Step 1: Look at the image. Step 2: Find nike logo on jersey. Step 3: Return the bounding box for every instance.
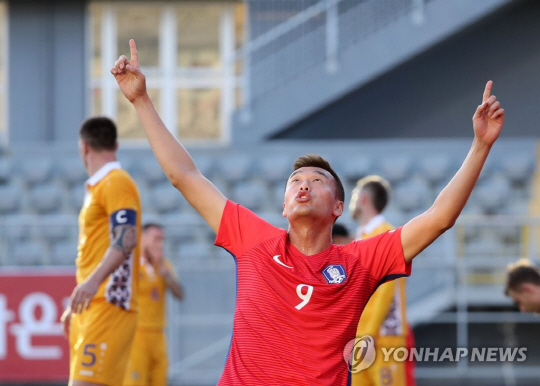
[273,255,293,269]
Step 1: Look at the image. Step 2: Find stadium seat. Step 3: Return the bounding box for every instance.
[13,241,48,266]
[19,156,54,186]
[69,185,86,213]
[136,156,168,185]
[0,184,23,214]
[472,175,511,214]
[29,184,64,214]
[217,153,253,182]
[37,214,78,243]
[50,241,78,266]
[393,178,430,213]
[149,182,184,214]
[1,214,33,242]
[257,155,292,182]
[0,156,12,183]
[340,155,373,180]
[418,154,454,186]
[191,154,215,178]
[231,180,268,212]
[499,152,535,185]
[379,155,414,184]
[58,156,87,186]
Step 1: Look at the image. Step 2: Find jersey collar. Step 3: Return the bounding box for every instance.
[358,214,386,238]
[86,161,122,187]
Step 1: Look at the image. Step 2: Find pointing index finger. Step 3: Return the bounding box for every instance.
[129,39,139,67]
[482,80,493,103]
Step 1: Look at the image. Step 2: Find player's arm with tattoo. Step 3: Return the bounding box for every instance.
[69,210,138,314]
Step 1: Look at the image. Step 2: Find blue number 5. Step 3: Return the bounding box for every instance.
[82,344,96,367]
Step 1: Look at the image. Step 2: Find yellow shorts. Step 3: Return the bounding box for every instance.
[351,337,407,386]
[123,328,168,386]
[69,300,138,386]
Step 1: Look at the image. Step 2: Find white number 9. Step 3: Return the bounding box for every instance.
[295,284,314,310]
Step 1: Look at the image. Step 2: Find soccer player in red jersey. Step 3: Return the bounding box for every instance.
[111,39,505,385]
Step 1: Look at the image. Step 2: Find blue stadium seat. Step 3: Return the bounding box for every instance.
[1,214,33,242]
[29,184,64,214]
[472,175,511,214]
[192,154,215,178]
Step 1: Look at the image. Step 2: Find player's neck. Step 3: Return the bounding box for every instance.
[287,221,333,256]
[86,151,118,177]
[358,207,379,228]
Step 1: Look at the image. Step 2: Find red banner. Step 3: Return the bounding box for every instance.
[0,268,76,382]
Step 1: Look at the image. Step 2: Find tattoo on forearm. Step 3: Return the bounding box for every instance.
[111,225,137,256]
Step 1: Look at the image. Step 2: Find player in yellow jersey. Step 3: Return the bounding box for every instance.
[349,176,415,386]
[61,117,141,386]
[124,223,184,386]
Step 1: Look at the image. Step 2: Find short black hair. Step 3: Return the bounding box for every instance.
[332,223,350,237]
[505,259,540,295]
[79,116,118,151]
[143,222,164,232]
[291,154,345,202]
[355,175,390,213]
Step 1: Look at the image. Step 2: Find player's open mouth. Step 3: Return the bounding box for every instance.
[296,191,311,202]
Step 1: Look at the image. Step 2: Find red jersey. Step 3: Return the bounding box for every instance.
[215,201,411,385]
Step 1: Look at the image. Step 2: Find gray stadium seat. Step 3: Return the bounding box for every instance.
[50,241,78,265]
[231,180,268,212]
[340,155,373,180]
[393,178,430,213]
[29,184,63,214]
[0,156,13,183]
[19,156,54,186]
[499,152,534,185]
[37,214,78,243]
[418,154,453,186]
[13,241,48,266]
[257,155,292,182]
[69,185,86,212]
[0,184,22,214]
[191,154,215,178]
[58,156,87,186]
[137,156,167,185]
[379,155,415,184]
[472,175,511,214]
[217,154,253,182]
[1,214,33,242]
[149,182,183,213]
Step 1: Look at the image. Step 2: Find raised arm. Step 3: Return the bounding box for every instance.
[111,39,226,232]
[401,81,505,263]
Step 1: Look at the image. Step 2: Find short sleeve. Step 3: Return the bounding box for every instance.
[102,173,140,216]
[343,227,411,285]
[215,200,283,258]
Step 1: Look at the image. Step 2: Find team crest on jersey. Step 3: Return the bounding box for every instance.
[322,264,347,284]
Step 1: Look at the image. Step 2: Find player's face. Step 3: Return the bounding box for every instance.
[142,226,165,265]
[508,284,540,313]
[283,167,343,222]
[349,187,362,221]
[78,139,89,171]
